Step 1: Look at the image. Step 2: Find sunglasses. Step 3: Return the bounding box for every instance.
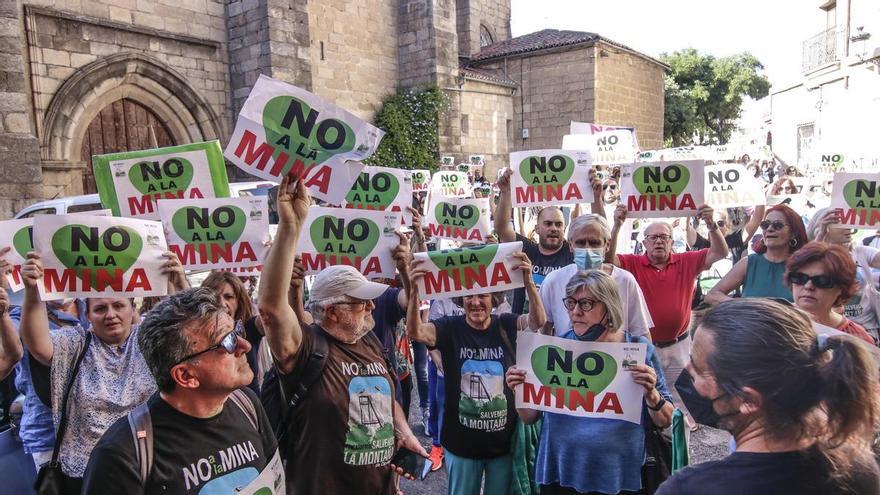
[562,297,597,312]
[760,220,787,231]
[603,184,618,190]
[716,220,726,228]
[174,318,244,366]
[788,271,836,289]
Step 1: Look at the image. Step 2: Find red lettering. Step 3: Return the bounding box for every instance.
[567,388,596,411]
[627,195,647,211]
[125,268,151,291]
[463,265,487,288]
[234,130,286,174]
[522,382,551,406]
[303,165,332,194]
[95,268,124,291]
[169,244,195,265]
[44,268,77,292]
[209,243,234,263]
[234,242,257,262]
[489,263,512,285]
[127,195,155,215]
[422,270,450,295]
[596,392,623,414]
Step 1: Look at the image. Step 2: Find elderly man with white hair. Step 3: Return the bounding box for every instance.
[258,175,425,495]
[608,203,727,427]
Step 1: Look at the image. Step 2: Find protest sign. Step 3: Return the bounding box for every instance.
[469,155,485,166]
[295,206,402,278]
[413,241,523,300]
[621,160,704,218]
[425,196,490,243]
[93,141,230,220]
[704,163,766,208]
[157,197,270,271]
[343,166,413,225]
[237,450,285,495]
[509,150,594,207]
[411,169,432,192]
[224,75,384,204]
[440,156,455,167]
[429,170,473,198]
[514,333,646,423]
[33,215,168,300]
[830,172,880,229]
[589,129,637,166]
[569,121,630,136]
[0,218,36,292]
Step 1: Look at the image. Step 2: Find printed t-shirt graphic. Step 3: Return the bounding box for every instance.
[458,359,507,432]
[344,376,394,466]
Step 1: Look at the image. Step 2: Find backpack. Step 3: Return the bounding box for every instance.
[259,324,329,459]
[127,388,259,484]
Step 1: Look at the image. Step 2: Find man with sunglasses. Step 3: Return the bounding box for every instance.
[258,175,426,495]
[608,203,728,423]
[83,288,280,493]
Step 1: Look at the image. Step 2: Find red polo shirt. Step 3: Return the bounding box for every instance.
[618,249,708,343]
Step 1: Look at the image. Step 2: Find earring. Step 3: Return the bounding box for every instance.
[789,238,797,247]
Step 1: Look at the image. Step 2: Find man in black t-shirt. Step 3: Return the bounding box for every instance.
[495,169,574,314]
[83,288,279,494]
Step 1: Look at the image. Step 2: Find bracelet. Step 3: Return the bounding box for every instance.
[648,397,667,411]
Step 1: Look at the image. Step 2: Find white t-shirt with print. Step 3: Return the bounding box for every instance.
[539,263,654,337]
[847,245,880,341]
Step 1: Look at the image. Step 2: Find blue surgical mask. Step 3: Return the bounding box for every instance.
[573,248,605,270]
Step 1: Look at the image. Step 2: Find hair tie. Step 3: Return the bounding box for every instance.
[816,334,829,353]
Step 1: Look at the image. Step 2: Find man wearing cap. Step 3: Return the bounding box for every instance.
[258,175,426,495]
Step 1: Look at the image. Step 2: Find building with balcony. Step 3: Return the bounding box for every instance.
[768,0,880,170]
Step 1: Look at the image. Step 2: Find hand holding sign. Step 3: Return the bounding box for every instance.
[830,172,880,229]
[277,172,312,229]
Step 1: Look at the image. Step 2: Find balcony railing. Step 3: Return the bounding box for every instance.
[803,27,845,73]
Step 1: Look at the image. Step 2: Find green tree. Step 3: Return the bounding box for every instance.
[366,85,447,170]
[661,49,770,146]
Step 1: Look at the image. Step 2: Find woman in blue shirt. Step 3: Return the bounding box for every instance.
[506,270,674,495]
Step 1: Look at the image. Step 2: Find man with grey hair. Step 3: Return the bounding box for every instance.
[258,175,425,495]
[82,287,280,493]
[607,203,727,426]
[539,213,654,339]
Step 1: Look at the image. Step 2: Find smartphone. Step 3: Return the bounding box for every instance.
[391,447,423,479]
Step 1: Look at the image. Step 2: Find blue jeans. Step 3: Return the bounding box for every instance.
[445,451,513,495]
[412,341,429,408]
[427,360,445,446]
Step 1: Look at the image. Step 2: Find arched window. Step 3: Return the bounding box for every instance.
[480,25,494,47]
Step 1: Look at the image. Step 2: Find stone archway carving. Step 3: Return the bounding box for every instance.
[41,52,225,163]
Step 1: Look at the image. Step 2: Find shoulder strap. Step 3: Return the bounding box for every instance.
[228,389,259,432]
[49,331,92,466]
[275,325,329,441]
[127,401,153,485]
[496,317,516,363]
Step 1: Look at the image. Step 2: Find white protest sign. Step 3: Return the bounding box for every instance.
[589,129,638,166]
[342,166,413,225]
[704,163,766,208]
[830,172,880,230]
[514,333,647,424]
[411,169,432,193]
[224,74,383,204]
[0,218,36,292]
[440,156,455,167]
[93,141,231,220]
[413,241,523,300]
[621,160,705,218]
[429,170,473,198]
[296,206,402,278]
[569,121,630,135]
[157,197,270,271]
[236,449,285,495]
[425,196,490,243]
[509,150,594,207]
[33,215,168,300]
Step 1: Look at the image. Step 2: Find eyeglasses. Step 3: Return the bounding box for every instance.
[333,299,370,311]
[173,318,244,366]
[645,234,672,243]
[602,184,618,190]
[788,272,836,289]
[759,220,787,231]
[562,297,597,312]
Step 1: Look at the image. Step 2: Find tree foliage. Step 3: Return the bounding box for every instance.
[661,49,770,146]
[366,85,447,170]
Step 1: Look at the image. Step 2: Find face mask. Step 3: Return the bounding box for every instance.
[573,247,604,270]
[674,368,735,429]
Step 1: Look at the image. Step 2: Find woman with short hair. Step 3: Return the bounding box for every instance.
[658,298,880,494]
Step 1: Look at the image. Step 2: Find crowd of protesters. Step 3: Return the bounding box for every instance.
[0,154,877,495]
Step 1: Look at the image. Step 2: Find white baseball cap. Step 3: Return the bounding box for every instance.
[310,265,388,301]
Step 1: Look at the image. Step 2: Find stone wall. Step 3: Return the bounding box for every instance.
[456,0,511,58]
[456,78,513,178]
[309,0,397,120]
[594,40,665,150]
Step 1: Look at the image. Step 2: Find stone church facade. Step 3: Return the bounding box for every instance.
[0,0,665,218]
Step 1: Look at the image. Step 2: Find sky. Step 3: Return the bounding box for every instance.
[511,0,826,90]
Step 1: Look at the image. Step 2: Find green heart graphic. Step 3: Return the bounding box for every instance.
[309,215,380,259]
[412,171,428,186]
[518,154,575,186]
[262,95,356,172]
[345,171,400,209]
[13,226,33,258]
[633,163,689,196]
[434,202,480,229]
[51,224,143,286]
[171,205,247,245]
[128,158,194,195]
[426,244,498,286]
[531,345,617,394]
[843,179,879,210]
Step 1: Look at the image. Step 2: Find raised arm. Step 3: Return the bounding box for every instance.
[404,258,437,347]
[704,256,748,305]
[493,169,517,242]
[288,255,313,327]
[606,204,627,266]
[19,252,53,365]
[588,168,604,216]
[742,204,765,244]
[258,175,310,374]
[160,251,190,295]
[698,205,729,270]
[512,252,546,331]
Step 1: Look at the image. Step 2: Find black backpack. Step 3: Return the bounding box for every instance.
[259,325,329,458]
